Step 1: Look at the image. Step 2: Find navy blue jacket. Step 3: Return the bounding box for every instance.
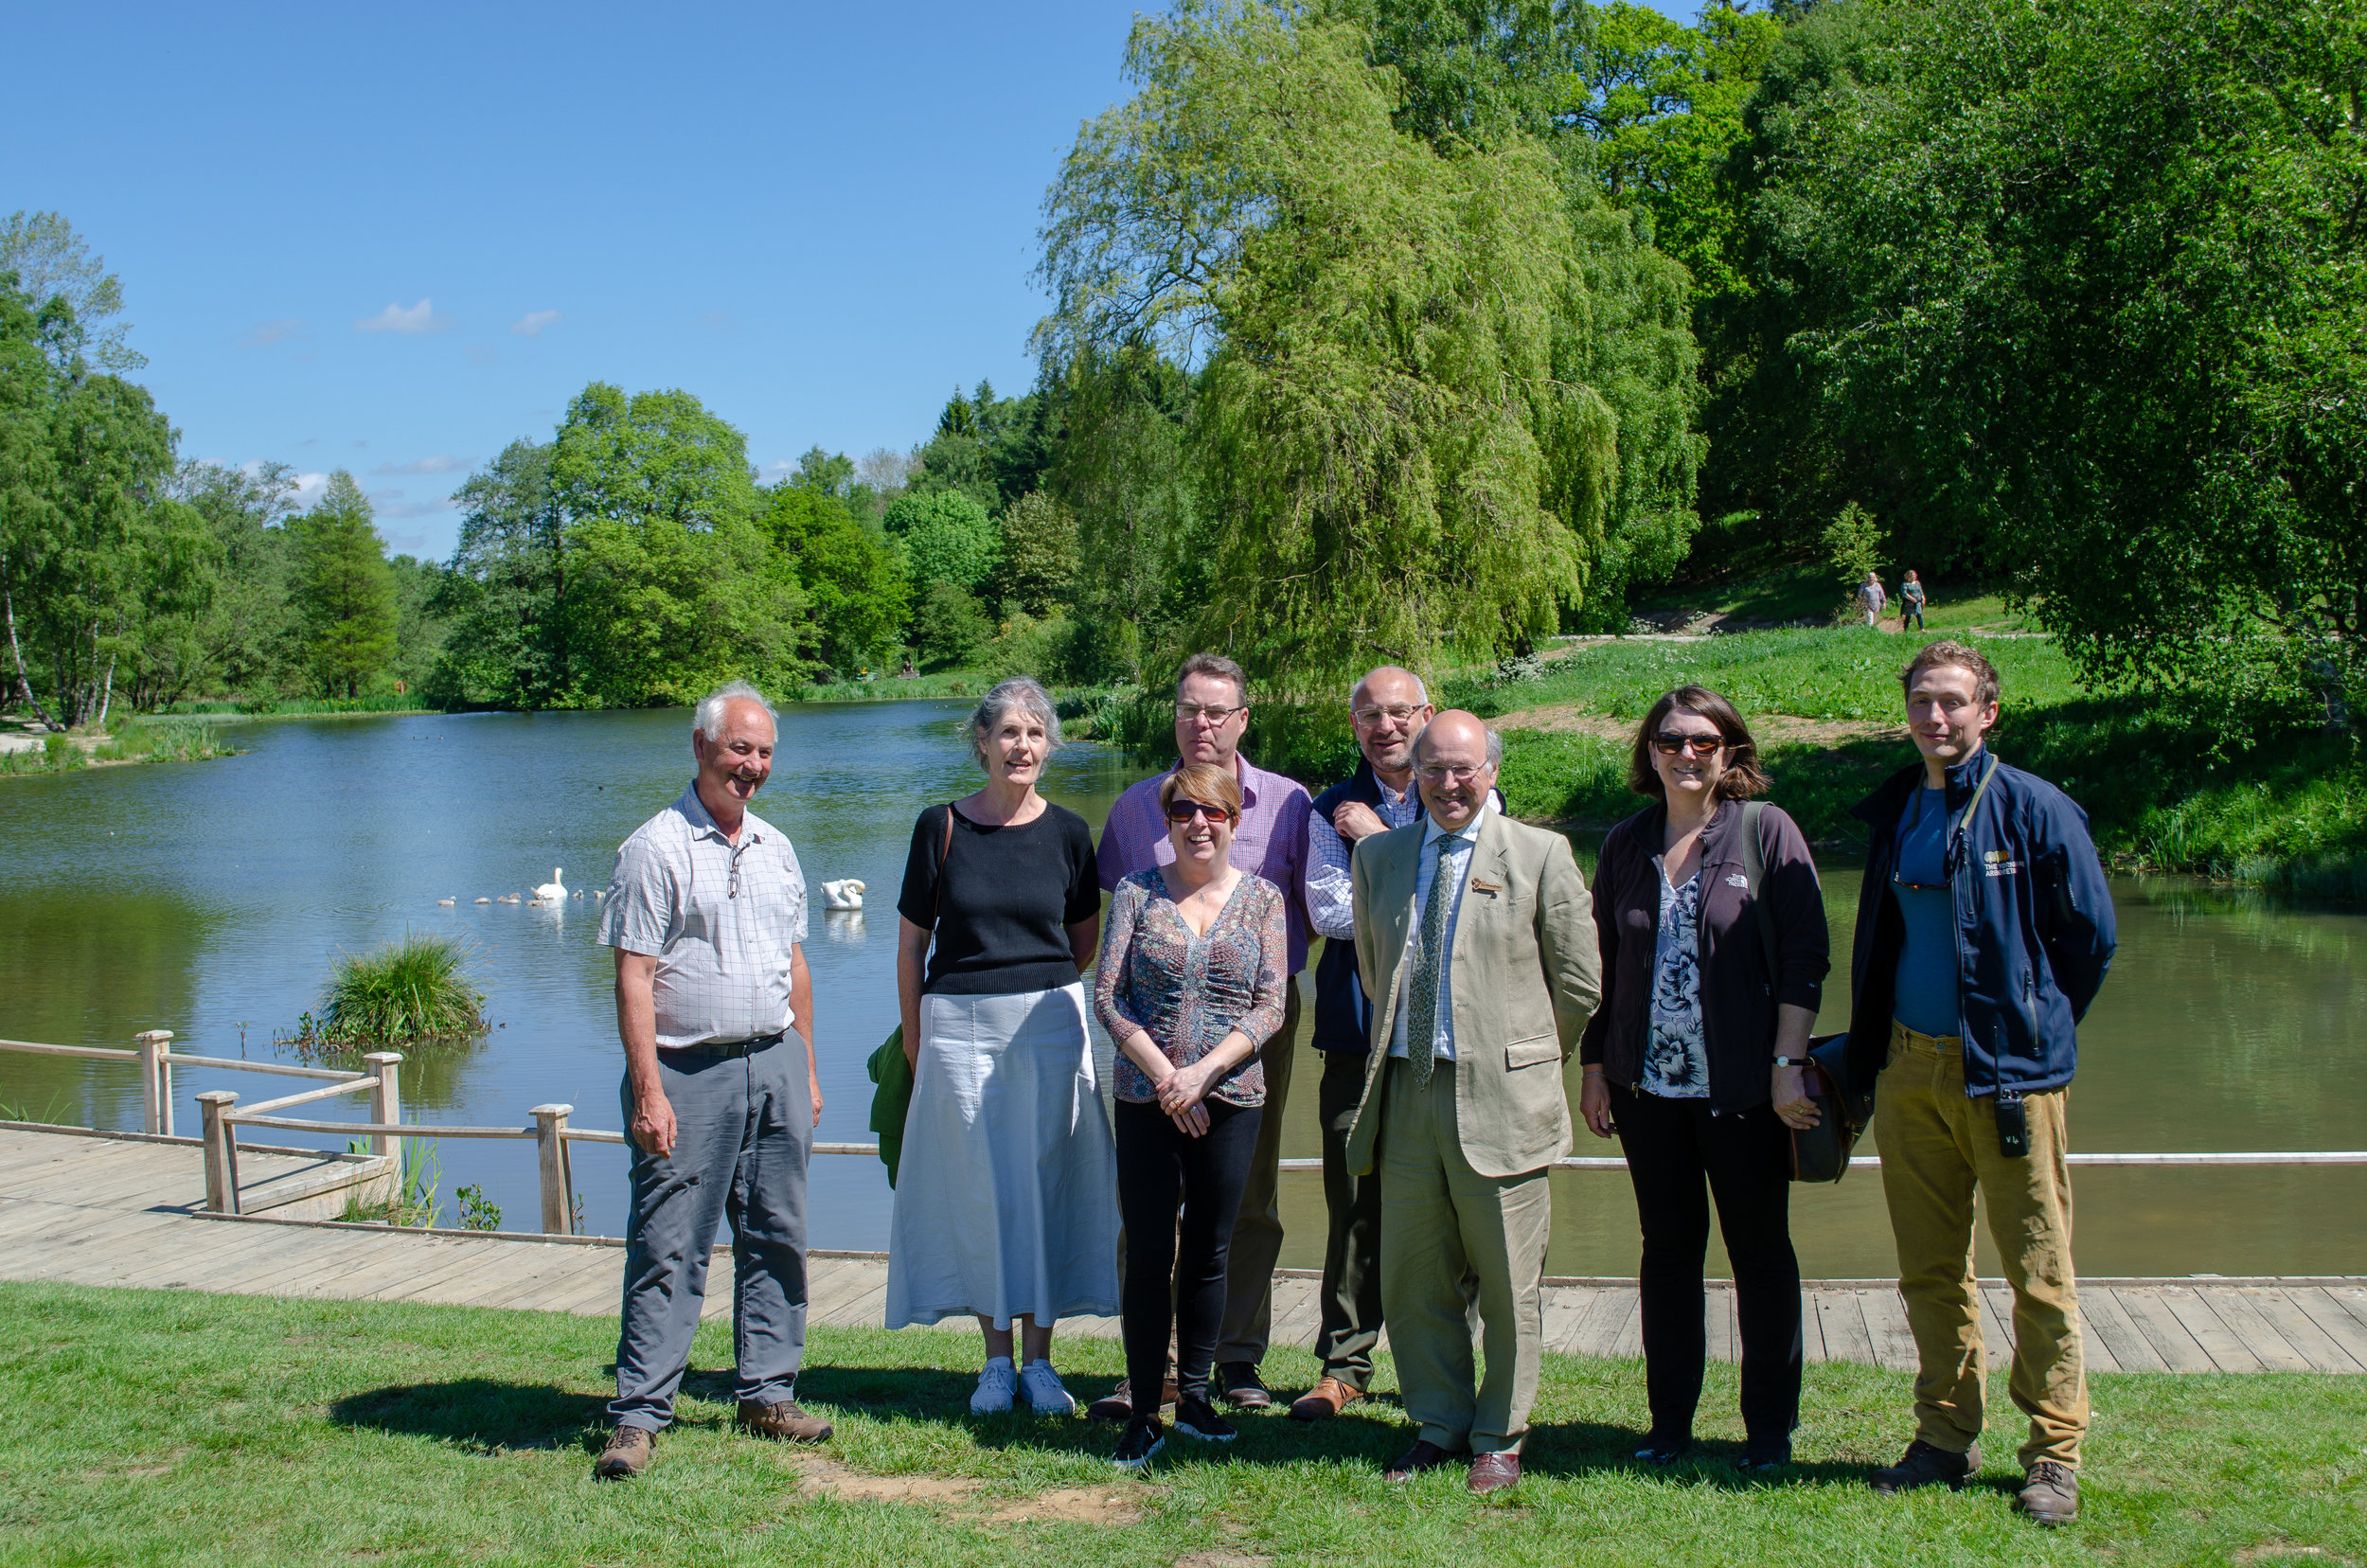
[1308,761,1423,1054]
[1844,747,2117,1099]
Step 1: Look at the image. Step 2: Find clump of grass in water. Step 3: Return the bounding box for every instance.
[340,1141,443,1227]
[281,933,489,1060]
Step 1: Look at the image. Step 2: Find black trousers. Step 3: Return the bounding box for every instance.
[1610,1083,1803,1445]
[1313,1047,1385,1388]
[1114,1096,1262,1408]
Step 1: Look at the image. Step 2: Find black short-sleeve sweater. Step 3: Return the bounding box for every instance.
[897,801,1101,996]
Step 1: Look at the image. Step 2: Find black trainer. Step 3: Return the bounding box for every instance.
[1111,1414,1166,1471]
[1871,1438,1980,1493]
[1633,1433,1693,1465]
[1173,1396,1237,1443]
[1737,1439,1792,1473]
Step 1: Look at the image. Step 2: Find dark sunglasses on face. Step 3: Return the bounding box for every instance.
[1165,798,1234,825]
[1652,733,1726,757]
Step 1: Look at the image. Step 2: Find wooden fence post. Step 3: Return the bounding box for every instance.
[197,1090,240,1214]
[362,1052,403,1175]
[530,1103,574,1235]
[135,1030,173,1136]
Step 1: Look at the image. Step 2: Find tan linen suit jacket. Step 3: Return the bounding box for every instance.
[1344,811,1602,1180]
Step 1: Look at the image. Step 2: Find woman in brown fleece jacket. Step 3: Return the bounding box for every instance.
[1577,685,1830,1470]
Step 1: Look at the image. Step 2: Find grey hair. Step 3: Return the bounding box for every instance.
[694,680,776,740]
[1413,720,1504,769]
[1346,665,1430,705]
[969,675,1061,763]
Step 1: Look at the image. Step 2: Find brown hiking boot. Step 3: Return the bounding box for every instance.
[1088,1374,1181,1422]
[594,1424,655,1479]
[1870,1438,1980,1493]
[2017,1460,2079,1526]
[1289,1376,1364,1422]
[738,1397,832,1443]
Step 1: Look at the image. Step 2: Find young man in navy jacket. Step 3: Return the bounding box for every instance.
[1848,642,2116,1527]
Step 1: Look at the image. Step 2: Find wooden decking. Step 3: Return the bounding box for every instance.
[4,1124,2364,1375]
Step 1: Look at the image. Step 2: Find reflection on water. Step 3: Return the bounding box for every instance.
[0,708,2360,1274]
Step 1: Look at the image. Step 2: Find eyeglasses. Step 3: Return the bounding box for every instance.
[1174,702,1245,725]
[1651,733,1726,757]
[1165,799,1235,825]
[1352,704,1425,726]
[1417,762,1488,783]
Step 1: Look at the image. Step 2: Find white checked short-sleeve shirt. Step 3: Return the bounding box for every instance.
[600,783,810,1049]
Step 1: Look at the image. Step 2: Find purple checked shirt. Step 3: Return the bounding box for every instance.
[1096,752,1315,976]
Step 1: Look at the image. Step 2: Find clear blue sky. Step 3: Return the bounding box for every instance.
[9,0,1690,559]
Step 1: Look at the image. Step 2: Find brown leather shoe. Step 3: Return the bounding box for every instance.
[2016,1460,2079,1526]
[1468,1452,1522,1495]
[594,1424,654,1479]
[1383,1439,1463,1482]
[737,1398,832,1443]
[1087,1375,1181,1422]
[1289,1376,1364,1422]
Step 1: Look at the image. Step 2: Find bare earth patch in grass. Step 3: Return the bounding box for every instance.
[986,1486,1143,1524]
[793,1454,981,1506]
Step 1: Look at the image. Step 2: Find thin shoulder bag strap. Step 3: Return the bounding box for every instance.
[1946,756,2003,870]
[931,804,955,931]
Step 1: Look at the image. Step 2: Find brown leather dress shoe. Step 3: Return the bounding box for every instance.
[1289,1376,1364,1422]
[1468,1452,1522,1495]
[1383,1439,1464,1482]
[737,1398,833,1443]
[594,1424,654,1479]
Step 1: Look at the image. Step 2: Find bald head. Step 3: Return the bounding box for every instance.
[1414,709,1499,829]
[1349,666,1434,786]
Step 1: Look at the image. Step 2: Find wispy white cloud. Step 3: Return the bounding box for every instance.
[371,455,469,477]
[354,297,455,334]
[510,310,562,337]
[240,318,308,347]
[463,344,497,365]
[288,472,330,508]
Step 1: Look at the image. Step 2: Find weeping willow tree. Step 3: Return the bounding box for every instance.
[1038,0,1700,690]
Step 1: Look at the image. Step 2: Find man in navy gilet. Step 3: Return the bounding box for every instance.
[1289,666,1434,1420]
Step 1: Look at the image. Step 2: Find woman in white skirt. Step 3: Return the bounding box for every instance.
[888,675,1118,1416]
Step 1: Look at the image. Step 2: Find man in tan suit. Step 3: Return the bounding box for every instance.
[1346,710,1601,1494]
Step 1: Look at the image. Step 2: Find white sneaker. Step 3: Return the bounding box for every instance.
[1020,1358,1077,1417]
[970,1357,1018,1415]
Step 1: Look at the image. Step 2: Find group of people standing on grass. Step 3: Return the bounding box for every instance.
[585,636,2116,1530]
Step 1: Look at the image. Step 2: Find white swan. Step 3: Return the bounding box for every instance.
[819,878,866,910]
[533,867,567,901]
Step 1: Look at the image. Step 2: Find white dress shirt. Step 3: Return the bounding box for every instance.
[1389,799,1496,1062]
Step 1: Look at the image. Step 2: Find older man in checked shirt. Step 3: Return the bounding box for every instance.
[1092,651,1312,1416]
[593,681,830,1480]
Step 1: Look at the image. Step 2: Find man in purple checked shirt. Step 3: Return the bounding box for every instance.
[1089,651,1313,1420]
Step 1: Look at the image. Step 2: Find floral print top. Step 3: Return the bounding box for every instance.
[1642,856,1710,1098]
[1095,867,1289,1108]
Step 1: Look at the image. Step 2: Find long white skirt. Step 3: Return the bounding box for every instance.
[884,982,1121,1329]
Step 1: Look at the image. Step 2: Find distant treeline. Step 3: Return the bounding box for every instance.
[4,0,2358,731]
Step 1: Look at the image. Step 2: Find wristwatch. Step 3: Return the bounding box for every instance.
[1771,1056,1809,1067]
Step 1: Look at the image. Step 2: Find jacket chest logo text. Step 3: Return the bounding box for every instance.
[1983,849,2020,878]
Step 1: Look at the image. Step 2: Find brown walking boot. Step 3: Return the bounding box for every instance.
[2017,1460,2079,1526]
[1288,1376,1364,1422]
[738,1397,833,1443]
[1870,1438,1980,1493]
[594,1424,655,1479]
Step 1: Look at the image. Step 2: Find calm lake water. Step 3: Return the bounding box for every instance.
[2,704,2360,1277]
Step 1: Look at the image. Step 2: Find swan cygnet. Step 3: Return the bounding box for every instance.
[437,898,454,906]
[533,867,568,901]
[473,897,491,904]
[819,878,867,910]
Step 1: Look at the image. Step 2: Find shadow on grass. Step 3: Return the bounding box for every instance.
[329,1379,608,1453]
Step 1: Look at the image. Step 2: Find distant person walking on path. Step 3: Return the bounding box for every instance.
[1094,652,1311,1417]
[596,681,829,1480]
[886,677,1117,1418]
[1578,686,1829,1471]
[1857,572,1889,628]
[1095,760,1290,1470]
[1850,642,2116,1526]
[1900,571,1927,632]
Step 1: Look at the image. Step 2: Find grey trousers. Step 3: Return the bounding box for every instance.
[611,1038,811,1432]
[1378,1059,1552,1455]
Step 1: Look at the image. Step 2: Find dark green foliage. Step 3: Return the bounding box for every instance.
[883,489,1000,594]
[286,472,400,701]
[761,484,909,674]
[987,490,1079,617]
[284,932,489,1056]
[908,580,993,669]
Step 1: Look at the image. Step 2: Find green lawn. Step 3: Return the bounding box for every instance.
[3,1282,2359,1567]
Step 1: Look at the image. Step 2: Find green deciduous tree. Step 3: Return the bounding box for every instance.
[762,483,909,672]
[0,211,145,373]
[429,439,566,708]
[883,489,1001,593]
[988,490,1080,617]
[1040,1,1700,685]
[287,472,399,700]
[162,460,301,703]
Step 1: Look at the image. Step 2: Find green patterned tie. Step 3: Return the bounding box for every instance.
[1407,834,1459,1088]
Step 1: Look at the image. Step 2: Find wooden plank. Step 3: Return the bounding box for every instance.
[2118,1288,2216,1373]
[1796,1288,1828,1364]
[2287,1288,2367,1370]
[2076,1299,2121,1375]
[1978,1286,2018,1372]
[370,1239,533,1304]
[801,1258,882,1322]
[1607,1292,1645,1360]
[1862,1287,1921,1374]
[823,1276,889,1331]
[1568,1286,1631,1359]
[2248,1288,2364,1375]
[1702,1286,1735,1365]
[1539,1287,1592,1358]
[2080,1288,2165,1374]
[98,1227,302,1292]
[470,1250,626,1311]
[0,1144,156,1198]
[534,1263,626,1319]
[1269,1278,1324,1351]
[1816,1291,1876,1368]
[2323,1287,2367,1338]
[2161,1288,2262,1374]
[9,1209,205,1279]
[2203,1289,2312,1374]
[498,1256,622,1314]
